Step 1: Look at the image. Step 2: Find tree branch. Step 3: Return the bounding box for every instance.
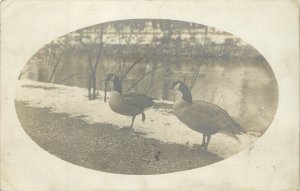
[121,43,160,81]
[56,73,80,83]
[93,26,104,71]
[47,59,60,83]
[189,62,202,90]
[79,33,93,75]
[125,64,167,92]
[121,31,173,82]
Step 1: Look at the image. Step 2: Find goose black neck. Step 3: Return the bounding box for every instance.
[112,77,122,94]
[180,84,193,105]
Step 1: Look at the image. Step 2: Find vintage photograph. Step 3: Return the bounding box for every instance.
[14,19,278,175]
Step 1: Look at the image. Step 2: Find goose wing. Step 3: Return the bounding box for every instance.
[187,101,246,135]
[123,92,155,109]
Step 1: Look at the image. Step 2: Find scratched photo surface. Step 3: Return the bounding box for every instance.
[15,19,278,174]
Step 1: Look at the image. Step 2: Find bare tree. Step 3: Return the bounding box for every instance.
[107,20,174,94]
[175,60,202,91]
[176,25,210,90]
[239,68,249,118]
[25,35,71,83]
[76,24,106,100]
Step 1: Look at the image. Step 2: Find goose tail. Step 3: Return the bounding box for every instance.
[226,115,247,134]
[223,115,247,144]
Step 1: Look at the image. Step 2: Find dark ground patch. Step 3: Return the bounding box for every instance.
[15,101,223,175]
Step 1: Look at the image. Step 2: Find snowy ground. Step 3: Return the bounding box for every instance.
[15,80,259,158]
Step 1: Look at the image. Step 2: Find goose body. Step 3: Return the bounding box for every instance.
[104,73,154,128]
[171,81,246,150]
[109,91,154,116]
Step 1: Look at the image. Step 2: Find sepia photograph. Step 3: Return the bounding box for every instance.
[1,1,299,191]
[15,19,278,174]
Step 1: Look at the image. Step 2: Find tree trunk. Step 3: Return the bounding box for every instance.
[92,71,97,100]
[48,60,60,83]
[239,68,249,118]
[162,61,171,100]
[87,75,92,100]
[104,81,108,102]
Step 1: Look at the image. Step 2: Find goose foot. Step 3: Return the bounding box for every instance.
[200,133,206,148]
[141,113,146,122]
[201,146,208,151]
[200,144,205,148]
[130,116,136,128]
[200,145,208,151]
[200,133,210,151]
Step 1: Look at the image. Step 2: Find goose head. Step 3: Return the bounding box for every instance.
[103,73,118,82]
[103,73,122,94]
[170,81,193,105]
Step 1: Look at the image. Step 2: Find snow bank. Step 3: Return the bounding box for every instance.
[15,80,258,158]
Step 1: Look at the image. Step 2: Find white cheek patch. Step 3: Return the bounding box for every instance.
[174,83,180,90]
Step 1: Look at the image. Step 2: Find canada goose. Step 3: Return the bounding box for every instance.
[103,73,155,128]
[170,81,246,150]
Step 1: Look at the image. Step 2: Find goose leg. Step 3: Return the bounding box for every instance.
[204,135,211,150]
[141,113,146,122]
[130,116,136,128]
[200,133,206,147]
